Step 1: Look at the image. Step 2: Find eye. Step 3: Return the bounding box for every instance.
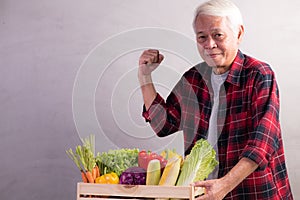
[214,33,224,40]
[197,35,207,43]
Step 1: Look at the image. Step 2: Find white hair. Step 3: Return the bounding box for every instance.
[193,0,243,36]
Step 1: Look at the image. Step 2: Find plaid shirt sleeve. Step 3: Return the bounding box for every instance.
[239,66,281,171]
[142,88,182,137]
[142,67,211,154]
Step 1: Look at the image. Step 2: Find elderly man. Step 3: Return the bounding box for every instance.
[138,0,293,199]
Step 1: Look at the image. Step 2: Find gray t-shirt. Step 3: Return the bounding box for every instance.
[207,70,229,180]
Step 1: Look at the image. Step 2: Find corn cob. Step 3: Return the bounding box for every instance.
[146,159,161,185]
[159,155,182,185]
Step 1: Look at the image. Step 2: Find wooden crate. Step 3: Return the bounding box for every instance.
[77,183,204,200]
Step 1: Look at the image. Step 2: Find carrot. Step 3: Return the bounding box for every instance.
[95,165,100,178]
[67,135,97,183]
[92,166,97,180]
[81,170,88,183]
[85,171,94,183]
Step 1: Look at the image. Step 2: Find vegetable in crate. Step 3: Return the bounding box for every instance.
[158,151,182,186]
[138,150,167,171]
[95,172,119,184]
[138,150,149,170]
[119,166,146,185]
[96,148,139,176]
[176,139,218,186]
[146,159,161,185]
[66,134,100,183]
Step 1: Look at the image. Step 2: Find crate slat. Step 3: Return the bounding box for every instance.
[77,183,204,200]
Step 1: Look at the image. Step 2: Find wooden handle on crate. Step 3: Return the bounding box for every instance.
[194,186,205,198]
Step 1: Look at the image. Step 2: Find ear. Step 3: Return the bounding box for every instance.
[237,25,244,43]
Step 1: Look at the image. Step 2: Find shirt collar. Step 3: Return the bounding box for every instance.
[226,50,244,87]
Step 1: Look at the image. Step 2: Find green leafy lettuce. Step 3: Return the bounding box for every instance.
[96,148,139,176]
[176,139,218,186]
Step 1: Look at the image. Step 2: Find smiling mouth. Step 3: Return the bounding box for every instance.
[207,53,221,58]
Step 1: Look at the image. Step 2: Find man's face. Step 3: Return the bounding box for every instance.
[195,14,243,73]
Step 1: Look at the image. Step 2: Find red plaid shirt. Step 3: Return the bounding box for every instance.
[143,50,293,199]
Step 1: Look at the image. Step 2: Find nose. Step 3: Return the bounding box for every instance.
[203,36,217,49]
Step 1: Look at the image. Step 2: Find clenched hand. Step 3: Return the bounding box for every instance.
[138,49,164,76]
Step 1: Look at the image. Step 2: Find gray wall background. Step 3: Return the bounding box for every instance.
[1,0,299,199]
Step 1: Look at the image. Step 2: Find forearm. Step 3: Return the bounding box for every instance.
[221,157,258,193]
[139,74,157,110]
[193,157,258,199]
[138,49,164,110]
